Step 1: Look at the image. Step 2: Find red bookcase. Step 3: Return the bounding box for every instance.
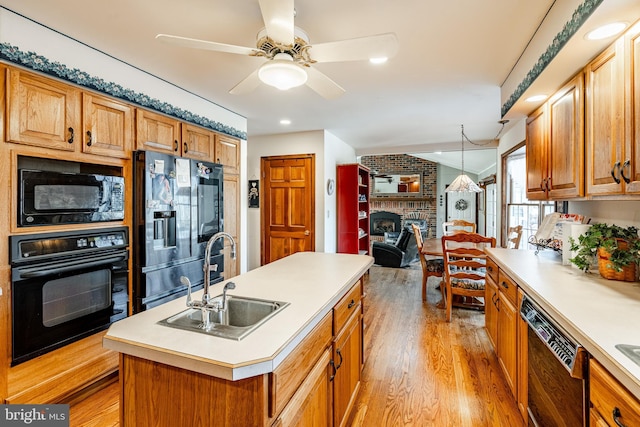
[337,164,370,255]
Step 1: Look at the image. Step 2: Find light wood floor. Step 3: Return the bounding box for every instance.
[69,264,524,427]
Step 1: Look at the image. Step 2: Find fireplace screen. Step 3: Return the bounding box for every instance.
[370,211,402,236]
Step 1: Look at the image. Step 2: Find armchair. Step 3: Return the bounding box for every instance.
[372,226,421,268]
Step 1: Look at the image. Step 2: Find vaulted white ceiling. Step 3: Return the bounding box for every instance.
[1,0,639,168]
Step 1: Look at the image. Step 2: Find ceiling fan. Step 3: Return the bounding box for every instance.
[155,0,398,99]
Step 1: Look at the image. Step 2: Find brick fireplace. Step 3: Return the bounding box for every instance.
[361,154,437,238]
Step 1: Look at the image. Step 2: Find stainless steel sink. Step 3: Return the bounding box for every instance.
[158,295,290,340]
[616,344,640,367]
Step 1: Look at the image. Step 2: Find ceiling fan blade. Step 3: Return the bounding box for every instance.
[229,69,262,95]
[258,0,294,45]
[156,34,258,56]
[309,33,398,63]
[305,67,345,100]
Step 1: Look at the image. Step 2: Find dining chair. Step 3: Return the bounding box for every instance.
[441,231,496,322]
[507,225,523,249]
[442,219,476,235]
[411,224,444,302]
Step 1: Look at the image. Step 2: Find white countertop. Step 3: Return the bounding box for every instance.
[103,252,373,381]
[486,248,640,398]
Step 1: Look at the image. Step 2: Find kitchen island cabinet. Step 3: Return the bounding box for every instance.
[104,252,372,426]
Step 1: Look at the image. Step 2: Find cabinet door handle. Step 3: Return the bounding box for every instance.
[67,127,74,144]
[620,160,631,184]
[612,407,628,427]
[348,299,356,309]
[611,161,621,184]
[546,176,551,191]
[335,348,343,371]
[500,281,509,290]
[174,140,179,152]
[86,130,92,146]
[540,178,546,191]
[183,142,188,153]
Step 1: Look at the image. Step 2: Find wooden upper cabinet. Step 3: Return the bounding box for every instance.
[548,73,584,199]
[526,73,584,200]
[526,104,548,200]
[216,134,240,174]
[136,108,181,154]
[82,92,133,159]
[181,123,215,161]
[6,68,80,151]
[585,39,626,196]
[6,68,132,159]
[623,23,640,193]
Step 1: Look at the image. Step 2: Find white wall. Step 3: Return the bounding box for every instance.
[324,132,358,252]
[246,130,356,271]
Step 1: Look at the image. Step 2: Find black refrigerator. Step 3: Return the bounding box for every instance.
[133,150,224,312]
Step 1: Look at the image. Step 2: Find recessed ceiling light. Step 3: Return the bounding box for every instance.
[586,22,627,40]
[525,94,547,103]
[280,119,291,125]
[369,57,388,64]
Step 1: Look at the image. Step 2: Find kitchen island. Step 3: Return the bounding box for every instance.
[486,248,640,398]
[104,252,373,426]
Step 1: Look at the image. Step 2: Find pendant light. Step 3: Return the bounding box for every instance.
[446,124,483,193]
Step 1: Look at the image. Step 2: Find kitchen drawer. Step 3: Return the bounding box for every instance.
[498,270,517,306]
[333,280,362,334]
[590,358,640,427]
[486,257,499,284]
[269,311,332,418]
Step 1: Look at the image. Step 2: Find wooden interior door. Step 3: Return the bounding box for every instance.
[261,154,315,265]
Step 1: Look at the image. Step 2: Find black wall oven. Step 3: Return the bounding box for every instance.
[10,227,129,366]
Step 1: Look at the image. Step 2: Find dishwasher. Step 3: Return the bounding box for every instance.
[520,294,588,427]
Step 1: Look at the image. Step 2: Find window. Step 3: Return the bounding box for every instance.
[503,145,553,248]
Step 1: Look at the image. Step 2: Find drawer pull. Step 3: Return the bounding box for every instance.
[348,299,356,309]
[612,407,628,427]
[500,281,509,289]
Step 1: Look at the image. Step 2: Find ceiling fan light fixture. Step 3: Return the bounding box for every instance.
[258,53,307,90]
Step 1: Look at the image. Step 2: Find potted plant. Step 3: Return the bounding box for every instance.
[569,223,640,281]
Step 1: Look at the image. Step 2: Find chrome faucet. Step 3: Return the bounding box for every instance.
[203,232,236,303]
[179,232,237,329]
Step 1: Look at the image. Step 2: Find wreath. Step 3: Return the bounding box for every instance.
[455,199,469,211]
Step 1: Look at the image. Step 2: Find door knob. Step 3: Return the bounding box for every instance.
[304,230,310,236]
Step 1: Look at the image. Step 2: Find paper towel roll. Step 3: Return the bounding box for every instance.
[562,223,592,266]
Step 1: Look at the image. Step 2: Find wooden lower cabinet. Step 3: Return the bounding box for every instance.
[484,275,498,349]
[590,358,640,427]
[497,291,517,396]
[484,258,527,421]
[119,279,365,426]
[333,309,362,427]
[516,289,528,420]
[273,349,332,427]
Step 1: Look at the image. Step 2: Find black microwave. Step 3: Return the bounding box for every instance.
[19,169,125,226]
